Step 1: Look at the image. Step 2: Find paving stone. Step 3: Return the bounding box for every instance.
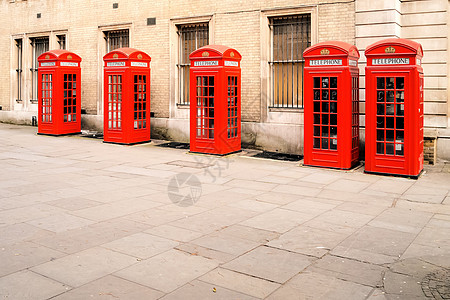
[0,223,53,247]
[217,224,280,244]
[271,184,322,197]
[383,271,425,296]
[338,226,417,258]
[0,270,70,300]
[71,198,163,222]
[124,208,190,226]
[26,213,96,232]
[190,232,260,256]
[281,197,338,215]
[31,247,138,287]
[367,289,389,300]
[33,218,150,254]
[331,246,399,265]
[266,271,373,300]
[303,218,359,235]
[325,179,372,193]
[412,226,450,250]
[199,268,280,299]
[0,203,66,226]
[46,197,103,211]
[161,279,259,300]
[51,275,164,300]
[300,172,342,185]
[317,189,394,205]
[227,198,279,212]
[312,209,375,228]
[145,224,204,242]
[335,201,388,216]
[254,191,301,205]
[366,178,415,194]
[309,255,386,287]
[240,208,313,233]
[389,258,443,279]
[101,232,179,259]
[175,243,236,264]
[368,208,433,234]
[115,249,219,293]
[267,226,350,257]
[223,246,314,283]
[0,241,65,277]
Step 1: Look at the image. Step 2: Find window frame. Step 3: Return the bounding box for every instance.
[269,14,311,109]
[105,29,130,52]
[30,36,49,103]
[176,22,209,106]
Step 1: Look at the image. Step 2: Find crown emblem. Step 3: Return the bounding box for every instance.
[113,54,119,58]
[137,54,142,59]
[67,55,72,60]
[45,55,50,59]
[202,51,209,57]
[230,52,235,57]
[320,48,330,55]
[385,46,396,53]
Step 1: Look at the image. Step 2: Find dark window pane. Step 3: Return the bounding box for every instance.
[330,139,337,150]
[396,131,404,142]
[386,130,394,142]
[322,90,329,100]
[396,144,404,156]
[314,90,320,100]
[330,126,337,138]
[314,77,320,88]
[387,91,395,102]
[330,102,337,113]
[330,90,337,100]
[397,117,404,129]
[396,77,404,89]
[377,78,384,89]
[396,104,404,116]
[386,143,394,155]
[322,114,329,125]
[396,91,404,103]
[322,78,329,88]
[330,114,337,125]
[377,117,385,128]
[330,77,337,88]
[377,104,385,115]
[377,130,384,141]
[314,138,320,149]
[314,126,320,136]
[386,117,395,129]
[322,138,329,149]
[377,91,385,102]
[386,77,395,89]
[314,101,320,112]
[314,114,320,124]
[386,104,395,115]
[377,142,384,154]
[322,126,329,137]
[322,102,329,113]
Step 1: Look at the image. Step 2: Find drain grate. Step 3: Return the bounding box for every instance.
[252,151,303,162]
[155,142,190,149]
[81,131,103,139]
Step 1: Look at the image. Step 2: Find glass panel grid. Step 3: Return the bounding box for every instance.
[177,23,209,105]
[376,77,404,156]
[227,76,238,139]
[63,74,77,123]
[195,76,214,139]
[352,76,359,150]
[107,75,122,130]
[313,77,338,151]
[41,74,52,123]
[133,75,147,130]
[269,14,311,108]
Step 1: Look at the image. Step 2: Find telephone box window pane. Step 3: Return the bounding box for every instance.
[41,73,53,123]
[330,139,337,150]
[396,91,404,102]
[386,77,395,89]
[63,74,76,123]
[396,131,404,141]
[330,90,337,100]
[386,143,394,155]
[377,130,384,141]
[330,77,337,89]
[386,104,395,115]
[386,130,395,142]
[313,77,320,88]
[397,117,404,129]
[377,104,384,115]
[377,78,385,89]
[133,75,147,129]
[107,75,122,130]
[377,91,385,102]
[313,90,320,100]
[227,76,238,138]
[196,76,214,139]
[396,144,404,156]
[313,101,320,112]
[322,102,329,113]
[330,102,337,113]
[396,77,404,89]
[314,126,320,136]
[313,138,320,149]
[377,143,384,154]
[322,138,329,149]
[313,114,320,124]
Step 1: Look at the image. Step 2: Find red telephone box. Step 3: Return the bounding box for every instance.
[38,50,81,135]
[303,41,360,169]
[365,38,424,178]
[103,48,151,145]
[189,45,242,155]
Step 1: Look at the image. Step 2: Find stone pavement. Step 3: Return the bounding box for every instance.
[0,123,449,300]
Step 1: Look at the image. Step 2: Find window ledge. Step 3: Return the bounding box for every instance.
[269,107,303,113]
[177,104,190,109]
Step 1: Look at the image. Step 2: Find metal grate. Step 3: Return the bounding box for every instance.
[31,37,49,102]
[269,14,311,108]
[105,29,129,52]
[177,23,209,105]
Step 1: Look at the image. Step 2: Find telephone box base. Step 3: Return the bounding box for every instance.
[364,169,423,180]
[103,140,151,146]
[37,132,81,137]
[303,162,360,171]
[189,149,242,156]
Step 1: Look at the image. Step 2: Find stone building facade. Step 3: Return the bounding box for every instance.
[0,0,448,160]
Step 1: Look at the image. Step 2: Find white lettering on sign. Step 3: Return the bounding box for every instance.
[107,62,126,67]
[372,58,409,65]
[349,60,357,67]
[194,60,219,67]
[60,62,78,67]
[224,61,239,67]
[131,62,148,67]
[309,59,342,66]
[40,62,56,67]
